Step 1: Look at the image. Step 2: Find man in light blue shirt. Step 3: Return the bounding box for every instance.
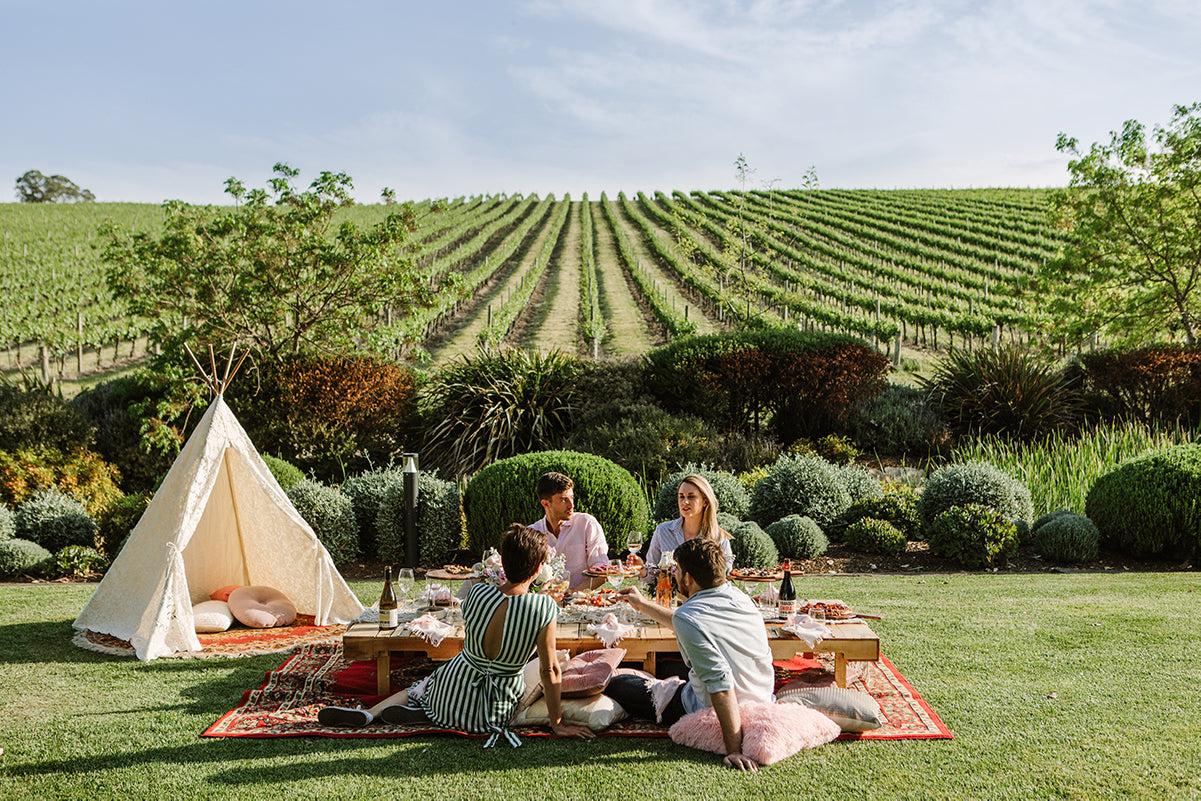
[610,538,775,771]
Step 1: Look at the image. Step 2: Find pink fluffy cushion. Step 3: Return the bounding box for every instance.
[561,648,626,698]
[668,700,841,765]
[209,585,242,602]
[227,585,297,628]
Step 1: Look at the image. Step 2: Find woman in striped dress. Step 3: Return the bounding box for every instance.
[319,524,594,746]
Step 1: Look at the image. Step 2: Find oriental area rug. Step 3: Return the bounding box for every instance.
[203,643,952,741]
[74,615,347,659]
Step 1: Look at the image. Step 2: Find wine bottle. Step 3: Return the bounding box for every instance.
[778,560,797,616]
[379,566,399,630]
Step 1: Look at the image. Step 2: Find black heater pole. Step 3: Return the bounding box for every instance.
[403,453,419,568]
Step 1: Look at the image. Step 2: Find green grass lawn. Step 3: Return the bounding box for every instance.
[2,573,1198,800]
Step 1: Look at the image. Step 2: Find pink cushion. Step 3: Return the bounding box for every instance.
[227,585,297,628]
[561,648,626,698]
[669,700,841,765]
[210,585,242,602]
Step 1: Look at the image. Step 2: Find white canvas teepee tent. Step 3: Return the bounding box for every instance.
[74,347,364,660]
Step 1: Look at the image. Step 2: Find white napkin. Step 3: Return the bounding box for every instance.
[586,612,635,648]
[781,613,832,648]
[408,613,454,646]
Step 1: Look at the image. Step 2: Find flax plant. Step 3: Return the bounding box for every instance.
[952,420,1197,516]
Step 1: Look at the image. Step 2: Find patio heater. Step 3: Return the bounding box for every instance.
[403,453,419,568]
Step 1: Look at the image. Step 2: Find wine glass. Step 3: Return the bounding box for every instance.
[625,531,644,562]
[396,568,415,608]
[607,559,625,591]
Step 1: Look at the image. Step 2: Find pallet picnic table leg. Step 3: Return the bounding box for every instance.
[377,653,391,694]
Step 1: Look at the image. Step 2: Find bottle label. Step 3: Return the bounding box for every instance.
[381,608,399,629]
[779,599,796,616]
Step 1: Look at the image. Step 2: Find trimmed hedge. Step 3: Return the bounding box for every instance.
[463,450,649,556]
[286,479,360,565]
[1033,513,1100,563]
[376,472,464,567]
[828,488,921,543]
[341,467,403,557]
[919,461,1033,535]
[1085,443,1201,558]
[652,465,750,522]
[14,489,98,553]
[844,517,908,556]
[0,538,52,577]
[729,521,778,570]
[764,515,828,560]
[927,504,1019,569]
[262,454,304,492]
[748,454,860,529]
[0,504,14,541]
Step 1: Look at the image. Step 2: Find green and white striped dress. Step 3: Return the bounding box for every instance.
[416,582,558,747]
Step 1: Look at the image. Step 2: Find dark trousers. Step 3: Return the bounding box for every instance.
[603,674,687,726]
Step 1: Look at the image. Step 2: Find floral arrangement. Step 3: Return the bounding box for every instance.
[473,548,568,592]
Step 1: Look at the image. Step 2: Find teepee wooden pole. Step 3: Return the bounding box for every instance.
[225,347,251,390]
[183,344,211,389]
[220,342,237,392]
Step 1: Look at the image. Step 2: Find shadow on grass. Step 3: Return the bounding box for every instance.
[7,727,693,783]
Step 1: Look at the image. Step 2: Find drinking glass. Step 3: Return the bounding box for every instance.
[625,531,644,561]
[396,568,415,607]
[607,560,625,591]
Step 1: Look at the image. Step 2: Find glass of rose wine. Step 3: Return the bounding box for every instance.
[625,531,644,562]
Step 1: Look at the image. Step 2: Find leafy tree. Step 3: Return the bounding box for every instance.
[100,163,435,361]
[1042,103,1201,346]
[15,170,95,203]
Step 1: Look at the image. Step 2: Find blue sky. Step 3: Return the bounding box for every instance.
[3,0,1199,204]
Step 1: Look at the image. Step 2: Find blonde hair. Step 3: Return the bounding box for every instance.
[678,474,731,543]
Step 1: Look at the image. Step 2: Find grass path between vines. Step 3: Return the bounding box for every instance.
[608,203,721,334]
[589,202,657,356]
[427,205,557,366]
[521,202,583,355]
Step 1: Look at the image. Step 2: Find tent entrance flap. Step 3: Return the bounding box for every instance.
[182,446,250,605]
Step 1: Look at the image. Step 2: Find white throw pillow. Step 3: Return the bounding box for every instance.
[510,693,629,731]
[192,600,234,633]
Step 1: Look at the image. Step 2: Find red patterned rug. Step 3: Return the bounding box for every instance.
[203,643,951,740]
[75,615,347,659]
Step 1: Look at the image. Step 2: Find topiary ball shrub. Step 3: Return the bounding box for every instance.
[653,464,750,522]
[49,545,109,578]
[463,450,649,556]
[1085,444,1201,558]
[716,512,741,533]
[835,463,885,505]
[765,515,828,560]
[340,467,403,556]
[377,472,464,567]
[286,479,360,565]
[829,490,921,543]
[14,489,98,553]
[730,521,778,570]
[1033,513,1100,564]
[927,504,1019,569]
[95,492,150,557]
[262,454,304,492]
[0,504,14,541]
[0,538,52,577]
[918,461,1033,536]
[1032,509,1074,534]
[843,517,908,556]
[748,454,852,530]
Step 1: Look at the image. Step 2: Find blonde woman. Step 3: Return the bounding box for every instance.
[641,474,734,573]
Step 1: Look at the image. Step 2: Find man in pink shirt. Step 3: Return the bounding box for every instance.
[528,472,609,590]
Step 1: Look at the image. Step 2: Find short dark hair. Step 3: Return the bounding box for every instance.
[500,523,549,584]
[673,537,727,589]
[536,471,573,501]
